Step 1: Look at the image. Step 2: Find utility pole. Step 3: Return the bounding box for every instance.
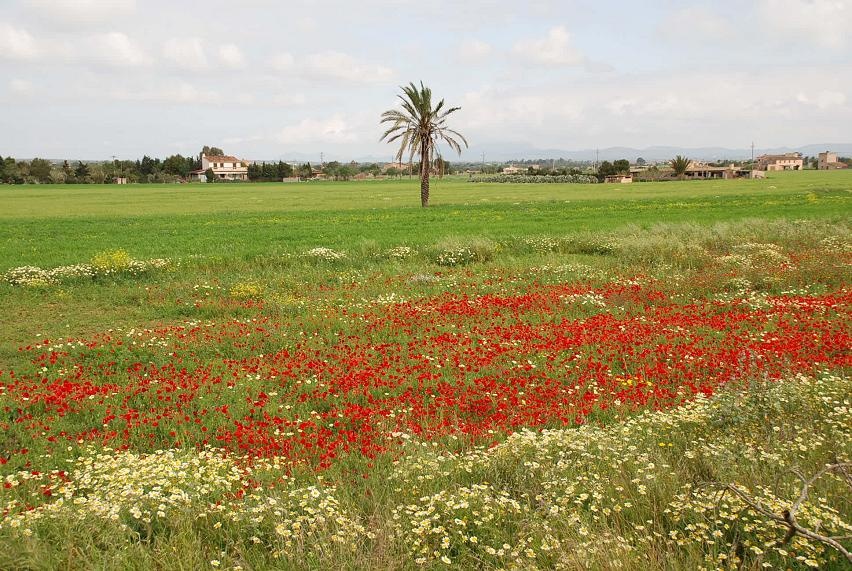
[595,148,599,171]
[320,152,324,167]
[751,142,754,164]
[481,152,485,173]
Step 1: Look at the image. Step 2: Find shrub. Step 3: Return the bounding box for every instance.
[304,247,347,262]
[469,174,597,184]
[2,266,57,287]
[433,237,496,266]
[91,249,133,274]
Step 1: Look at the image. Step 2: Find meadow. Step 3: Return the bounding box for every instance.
[0,171,850,569]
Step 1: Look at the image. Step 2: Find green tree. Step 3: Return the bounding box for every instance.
[636,157,646,166]
[201,145,224,157]
[61,160,75,183]
[163,154,191,177]
[360,163,381,176]
[670,155,690,179]
[337,164,355,180]
[323,161,341,180]
[380,81,467,207]
[4,158,22,183]
[74,161,90,182]
[205,168,215,183]
[613,159,630,174]
[29,158,52,183]
[277,161,293,179]
[598,160,616,177]
[88,163,106,184]
[298,163,313,179]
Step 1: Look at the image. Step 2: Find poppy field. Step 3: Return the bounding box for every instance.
[0,173,850,569]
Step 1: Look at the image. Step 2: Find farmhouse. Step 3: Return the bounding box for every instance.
[604,174,633,183]
[502,165,522,174]
[382,161,410,174]
[683,162,747,180]
[817,151,848,170]
[190,154,249,181]
[755,152,803,171]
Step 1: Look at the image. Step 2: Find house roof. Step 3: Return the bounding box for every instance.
[757,153,802,160]
[204,155,242,162]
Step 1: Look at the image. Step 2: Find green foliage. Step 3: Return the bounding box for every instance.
[613,158,630,173]
[74,161,90,182]
[28,158,52,183]
[671,155,691,178]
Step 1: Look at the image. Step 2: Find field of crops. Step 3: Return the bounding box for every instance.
[1,171,850,569]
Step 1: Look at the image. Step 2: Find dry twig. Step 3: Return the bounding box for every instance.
[722,462,852,564]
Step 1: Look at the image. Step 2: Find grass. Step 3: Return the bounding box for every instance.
[0,171,848,268]
[0,170,850,569]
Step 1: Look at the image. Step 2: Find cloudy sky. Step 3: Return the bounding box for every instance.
[1,0,850,161]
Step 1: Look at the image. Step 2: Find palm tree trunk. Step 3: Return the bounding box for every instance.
[420,144,430,207]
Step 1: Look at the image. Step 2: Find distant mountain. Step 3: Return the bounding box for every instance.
[27,143,852,165]
[449,143,852,163]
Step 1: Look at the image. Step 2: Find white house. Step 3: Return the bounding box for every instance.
[190,154,249,181]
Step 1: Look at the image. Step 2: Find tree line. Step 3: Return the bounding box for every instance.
[0,154,201,184]
[0,153,443,184]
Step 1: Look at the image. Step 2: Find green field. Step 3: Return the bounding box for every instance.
[0,171,850,569]
[0,172,849,268]
[0,171,849,346]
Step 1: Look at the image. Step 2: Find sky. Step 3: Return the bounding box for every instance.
[1,0,850,161]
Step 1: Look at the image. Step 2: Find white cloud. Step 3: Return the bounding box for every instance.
[303,51,394,83]
[218,44,245,68]
[459,39,492,62]
[796,90,848,109]
[25,0,137,24]
[162,37,209,71]
[759,0,850,48]
[108,81,220,104]
[512,26,585,66]
[269,50,393,84]
[9,78,33,94]
[276,116,357,144]
[456,68,852,149]
[0,26,150,68]
[86,32,152,67]
[270,52,295,71]
[271,93,307,106]
[0,23,39,60]
[660,6,734,41]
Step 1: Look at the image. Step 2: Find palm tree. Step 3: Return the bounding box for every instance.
[380,82,468,207]
[670,155,690,180]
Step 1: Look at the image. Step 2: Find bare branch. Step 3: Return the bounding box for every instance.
[719,463,852,564]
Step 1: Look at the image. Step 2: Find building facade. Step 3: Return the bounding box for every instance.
[190,154,249,181]
[755,153,803,171]
[817,151,847,170]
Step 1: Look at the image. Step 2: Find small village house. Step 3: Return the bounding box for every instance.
[755,152,803,171]
[190,154,249,181]
[817,151,848,170]
[683,161,748,180]
[604,174,633,184]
